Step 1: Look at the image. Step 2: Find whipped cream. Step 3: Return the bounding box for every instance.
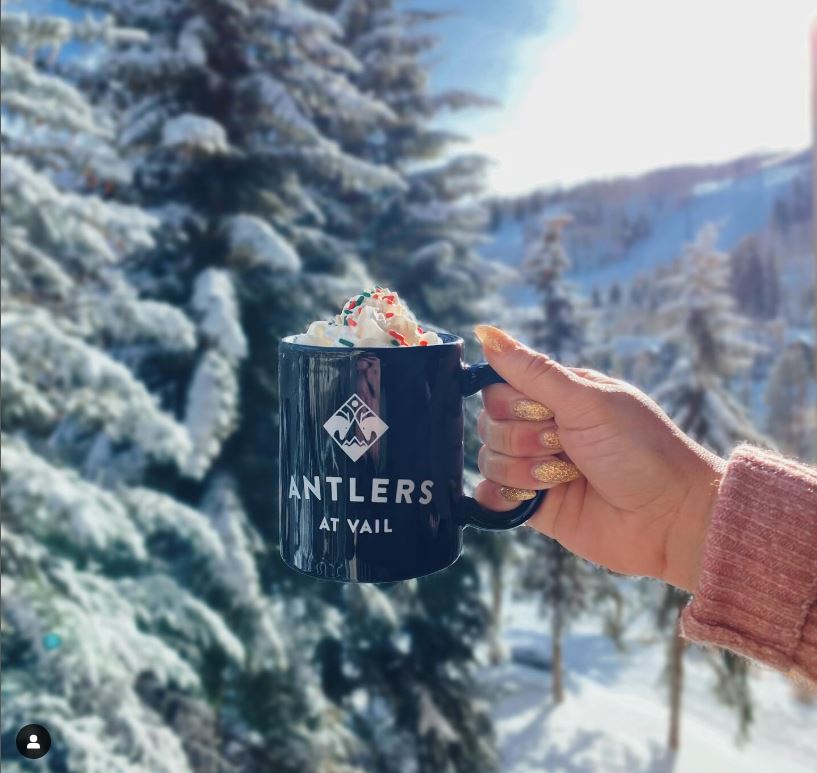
[295,288,443,348]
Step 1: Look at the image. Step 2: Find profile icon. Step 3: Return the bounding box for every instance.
[16,724,51,759]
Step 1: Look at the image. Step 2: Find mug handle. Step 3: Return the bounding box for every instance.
[457,361,546,530]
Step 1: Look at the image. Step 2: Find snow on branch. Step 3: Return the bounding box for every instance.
[2,157,157,270]
[0,349,56,426]
[296,139,407,192]
[236,74,320,142]
[181,350,239,479]
[161,113,229,155]
[293,59,396,124]
[89,284,197,352]
[417,687,458,742]
[201,476,286,668]
[120,575,246,665]
[191,269,248,362]
[1,227,74,299]
[2,312,192,466]
[270,2,342,38]
[121,487,226,567]
[224,214,301,272]
[2,440,146,560]
[2,52,110,138]
[20,564,201,690]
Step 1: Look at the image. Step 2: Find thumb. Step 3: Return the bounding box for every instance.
[474,325,594,420]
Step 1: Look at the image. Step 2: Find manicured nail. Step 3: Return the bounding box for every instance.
[500,486,537,501]
[513,400,555,421]
[531,459,580,484]
[474,324,514,353]
[540,430,561,449]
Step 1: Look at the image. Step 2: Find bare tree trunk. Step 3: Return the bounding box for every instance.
[551,606,565,704]
[668,612,686,751]
[489,561,504,666]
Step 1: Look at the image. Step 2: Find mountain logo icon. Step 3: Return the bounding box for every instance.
[324,394,389,461]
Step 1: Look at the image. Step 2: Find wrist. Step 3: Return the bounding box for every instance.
[663,447,725,593]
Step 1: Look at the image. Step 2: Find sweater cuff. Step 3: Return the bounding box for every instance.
[681,445,817,679]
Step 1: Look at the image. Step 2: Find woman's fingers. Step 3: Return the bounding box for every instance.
[481,383,555,422]
[477,410,561,457]
[478,446,581,490]
[473,479,521,511]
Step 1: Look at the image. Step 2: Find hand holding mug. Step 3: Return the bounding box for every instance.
[472,325,724,593]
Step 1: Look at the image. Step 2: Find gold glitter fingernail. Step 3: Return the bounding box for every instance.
[513,400,555,421]
[500,487,537,501]
[474,324,514,353]
[540,430,561,449]
[531,459,580,484]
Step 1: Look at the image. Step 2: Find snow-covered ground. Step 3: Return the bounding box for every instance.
[482,601,817,772]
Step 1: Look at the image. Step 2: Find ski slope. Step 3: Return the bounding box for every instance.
[481,152,811,301]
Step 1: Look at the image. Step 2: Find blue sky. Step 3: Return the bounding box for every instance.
[22,0,815,195]
[419,0,814,193]
[413,0,558,100]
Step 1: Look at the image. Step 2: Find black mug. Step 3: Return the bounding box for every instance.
[278,331,545,583]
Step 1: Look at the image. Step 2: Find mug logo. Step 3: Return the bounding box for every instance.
[324,394,388,461]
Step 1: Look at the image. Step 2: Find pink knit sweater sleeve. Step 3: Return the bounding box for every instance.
[681,445,817,683]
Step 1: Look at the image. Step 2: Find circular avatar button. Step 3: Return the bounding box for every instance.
[16,724,51,760]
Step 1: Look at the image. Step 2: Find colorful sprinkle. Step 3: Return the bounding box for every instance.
[388,330,407,346]
[419,340,429,346]
[338,338,354,347]
[385,312,394,319]
[348,319,357,327]
[391,339,400,346]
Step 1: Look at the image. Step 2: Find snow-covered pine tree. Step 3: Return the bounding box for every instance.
[654,224,769,454]
[516,215,609,704]
[520,214,590,359]
[653,222,770,749]
[1,11,295,771]
[64,0,413,768]
[765,339,816,460]
[70,0,404,498]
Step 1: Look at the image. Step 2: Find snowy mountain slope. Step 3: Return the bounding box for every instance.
[482,150,811,301]
[483,601,817,773]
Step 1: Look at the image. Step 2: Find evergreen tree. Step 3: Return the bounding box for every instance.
[1,11,290,770]
[516,215,608,704]
[765,339,815,460]
[654,223,769,750]
[730,235,780,320]
[38,0,408,768]
[654,224,769,455]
